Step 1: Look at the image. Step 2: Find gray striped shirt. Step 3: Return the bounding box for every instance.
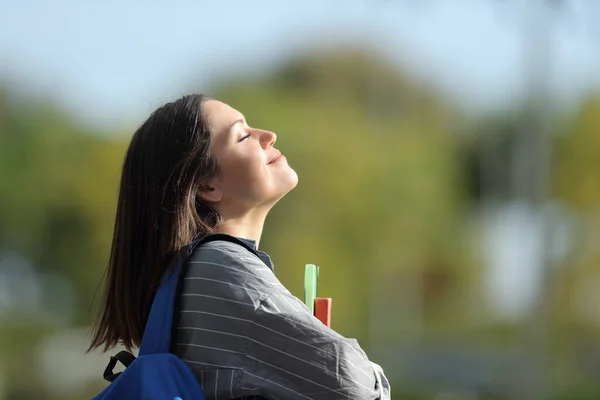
[171,239,391,400]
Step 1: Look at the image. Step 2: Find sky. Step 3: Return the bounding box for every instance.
[1,0,599,129]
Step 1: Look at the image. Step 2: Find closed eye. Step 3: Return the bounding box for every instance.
[238,133,251,142]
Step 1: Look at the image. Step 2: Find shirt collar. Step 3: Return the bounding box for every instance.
[236,237,274,271]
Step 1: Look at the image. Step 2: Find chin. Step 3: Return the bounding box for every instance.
[285,169,299,192]
[267,172,298,207]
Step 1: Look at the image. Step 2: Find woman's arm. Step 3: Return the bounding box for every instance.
[243,286,391,400]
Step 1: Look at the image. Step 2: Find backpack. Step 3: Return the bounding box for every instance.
[93,234,253,400]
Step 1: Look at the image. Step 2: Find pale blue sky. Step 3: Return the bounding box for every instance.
[1,0,599,129]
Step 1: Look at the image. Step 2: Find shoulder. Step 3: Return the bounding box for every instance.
[189,240,263,270]
[182,240,282,302]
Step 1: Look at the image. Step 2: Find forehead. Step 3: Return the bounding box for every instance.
[203,100,242,136]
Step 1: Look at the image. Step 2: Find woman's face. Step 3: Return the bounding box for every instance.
[202,100,298,215]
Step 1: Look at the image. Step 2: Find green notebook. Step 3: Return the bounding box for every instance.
[304,264,319,314]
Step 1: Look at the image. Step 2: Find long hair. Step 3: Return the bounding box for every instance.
[89,94,220,352]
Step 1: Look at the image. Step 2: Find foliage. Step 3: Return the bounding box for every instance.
[1,50,600,399]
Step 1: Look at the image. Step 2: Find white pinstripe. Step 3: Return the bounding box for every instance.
[177,326,247,339]
[247,356,358,400]
[188,260,282,286]
[174,342,243,355]
[183,277,262,293]
[238,256,266,265]
[243,371,314,400]
[181,293,254,307]
[182,359,241,370]
[215,370,218,400]
[273,289,299,312]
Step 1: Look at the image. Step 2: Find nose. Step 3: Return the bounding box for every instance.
[259,130,277,149]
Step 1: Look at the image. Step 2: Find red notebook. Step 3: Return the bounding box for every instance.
[314,297,332,328]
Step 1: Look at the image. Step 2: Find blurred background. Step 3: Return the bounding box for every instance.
[1,0,600,399]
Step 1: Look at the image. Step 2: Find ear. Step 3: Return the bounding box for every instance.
[198,182,222,203]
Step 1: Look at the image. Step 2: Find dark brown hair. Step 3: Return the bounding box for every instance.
[89,94,220,352]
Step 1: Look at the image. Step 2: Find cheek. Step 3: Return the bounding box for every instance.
[230,150,264,175]
[221,150,267,191]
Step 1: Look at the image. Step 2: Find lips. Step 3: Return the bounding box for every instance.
[268,151,283,164]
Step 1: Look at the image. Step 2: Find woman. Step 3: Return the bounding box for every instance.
[89,94,391,399]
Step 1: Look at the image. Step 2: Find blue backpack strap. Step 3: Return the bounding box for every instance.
[138,249,186,355]
[138,233,253,356]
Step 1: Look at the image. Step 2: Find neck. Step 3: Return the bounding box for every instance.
[216,208,268,248]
